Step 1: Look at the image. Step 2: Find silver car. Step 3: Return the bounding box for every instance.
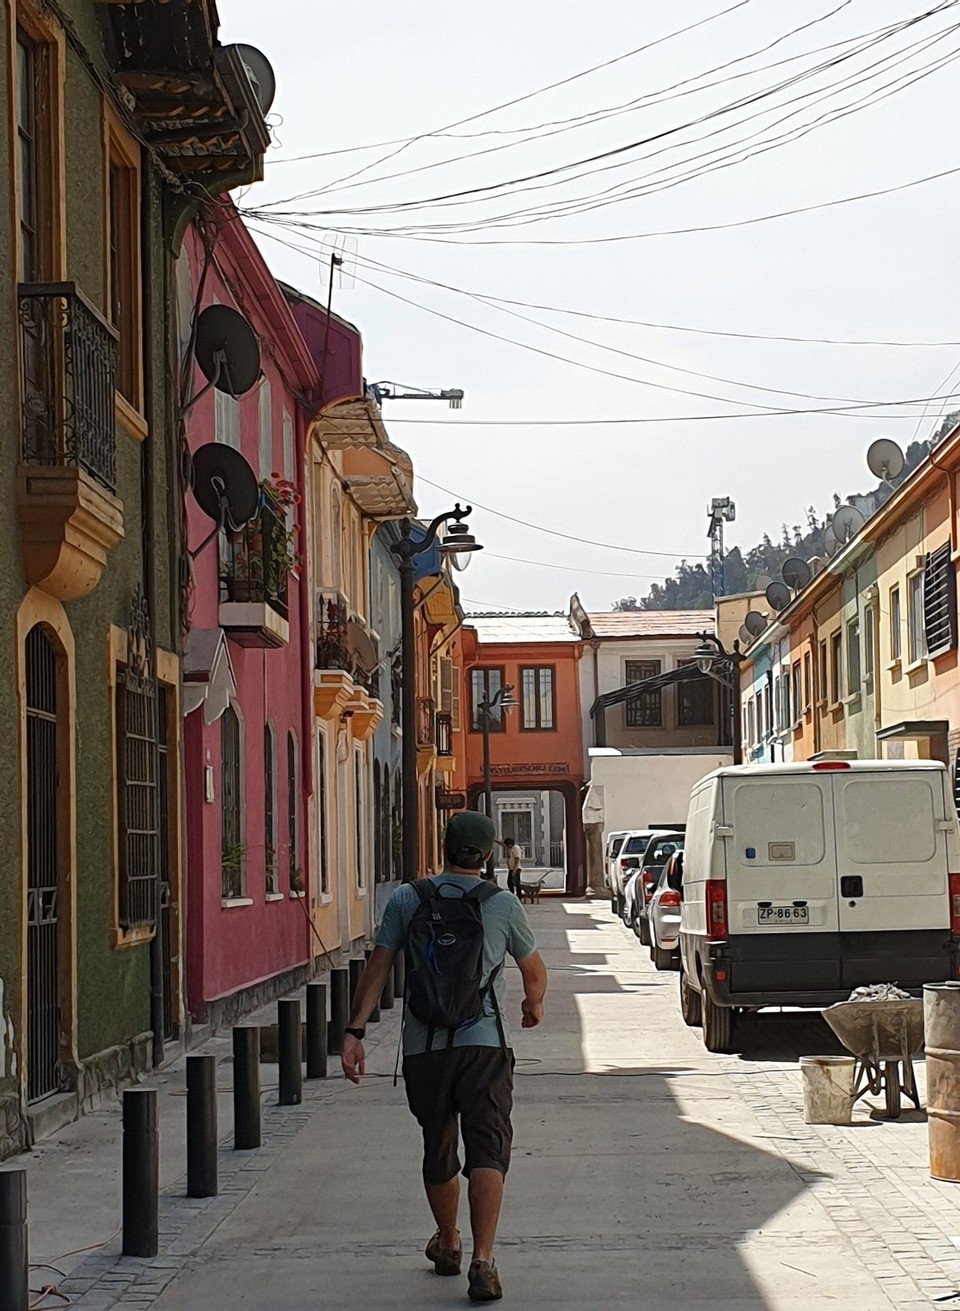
[648,850,684,971]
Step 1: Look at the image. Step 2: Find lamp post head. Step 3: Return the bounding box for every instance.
[439,503,482,568]
[693,636,718,675]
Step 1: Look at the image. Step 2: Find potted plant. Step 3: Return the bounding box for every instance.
[221,842,246,898]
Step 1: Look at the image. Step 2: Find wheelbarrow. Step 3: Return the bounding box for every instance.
[822,998,925,1119]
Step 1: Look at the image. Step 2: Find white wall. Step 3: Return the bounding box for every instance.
[582,748,733,838]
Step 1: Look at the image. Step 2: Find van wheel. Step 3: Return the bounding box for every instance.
[680,971,702,1027]
[702,992,733,1053]
[653,944,674,971]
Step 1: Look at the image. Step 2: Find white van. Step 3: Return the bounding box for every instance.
[679,760,960,1052]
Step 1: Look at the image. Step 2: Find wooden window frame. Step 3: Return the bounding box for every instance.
[830,631,843,706]
[818,641,828,707]
[846,617,861,697]
[676,660,714,728]
[803,651,812,714]
[264,723,278,897]
[102,104,144,438]
[9,2,65,284]
[791,661,802,726]
[624,658,662,728]
[287,729,302,895]
[470,666,505,732]
[316,727,330,899]
[889,585,902,664]
[220,704,246,904]
[519,664,556,732]
[907,570,927,667]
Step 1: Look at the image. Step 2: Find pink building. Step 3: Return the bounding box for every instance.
[179,206,320,1026]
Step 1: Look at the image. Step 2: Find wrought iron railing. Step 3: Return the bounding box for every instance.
[221,491,289,620]
[18,282,119,493]
[436,711,453,756]
[417,696,436,748]
[316,590,350,670]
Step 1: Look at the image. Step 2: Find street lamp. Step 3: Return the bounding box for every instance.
[693,632,744,765]
[391,505,481,882]
[476,685,518,879]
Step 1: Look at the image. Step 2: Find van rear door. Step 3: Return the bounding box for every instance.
[833,769,949,932]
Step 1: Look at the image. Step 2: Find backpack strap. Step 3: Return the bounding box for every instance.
[468,880,503,905]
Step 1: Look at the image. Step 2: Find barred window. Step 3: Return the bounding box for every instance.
[677,662,713,726]
[220,706,243,899]
[116,669,159,929]
[264,725,277,895]
[288,730,300,893]
[625,659,661,727]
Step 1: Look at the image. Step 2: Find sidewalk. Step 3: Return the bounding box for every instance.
[13,900,960,1308]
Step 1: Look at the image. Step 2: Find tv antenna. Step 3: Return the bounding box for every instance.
[832,504,866,545]
[781,557,812,592]
[181,305,262,417]
[866,437,905,484]
[765,581,791,612]
[706,497,735,600]
[189,443,260,560]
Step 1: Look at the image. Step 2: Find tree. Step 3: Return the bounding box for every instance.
[612,595,640,611]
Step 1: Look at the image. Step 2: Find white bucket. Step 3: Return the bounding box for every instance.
[799,1055,856,1125]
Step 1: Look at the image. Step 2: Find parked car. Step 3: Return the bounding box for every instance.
[610,830,656,919]
[634,833,684,946]
[679,760,960,1055]
[648,850,684,971]
[604,831,629,910]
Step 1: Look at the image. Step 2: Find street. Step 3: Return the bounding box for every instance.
[16,897,960,1309]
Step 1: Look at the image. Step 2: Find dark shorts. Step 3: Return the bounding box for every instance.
[403,1046,515,1184]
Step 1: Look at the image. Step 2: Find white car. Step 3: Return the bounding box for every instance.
[648,851,684,971]
[604,831,629,905]
[610,830,656,919]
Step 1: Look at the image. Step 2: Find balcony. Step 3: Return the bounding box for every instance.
[314,591,384,723]
[416,696,437,774]
[17,282,124,600]
[219,492,290,648]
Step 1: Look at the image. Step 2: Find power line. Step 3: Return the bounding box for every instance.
[483,551,666,580]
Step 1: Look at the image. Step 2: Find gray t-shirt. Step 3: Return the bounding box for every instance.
[376,875,537,1056]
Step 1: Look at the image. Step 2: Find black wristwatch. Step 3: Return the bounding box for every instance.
[345,1026,366,1041]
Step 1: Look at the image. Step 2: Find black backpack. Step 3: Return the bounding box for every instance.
[403,879,506,1051]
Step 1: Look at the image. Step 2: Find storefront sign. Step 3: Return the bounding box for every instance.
[437,790,467,809]
[490,763,569,777]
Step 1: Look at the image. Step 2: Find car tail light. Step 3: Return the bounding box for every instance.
[706,880,728,941]
[660,890,681,908]
[950,872,960,936]
[812,761,851,771]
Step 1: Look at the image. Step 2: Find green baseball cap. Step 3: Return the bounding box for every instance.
[444,810,496,864]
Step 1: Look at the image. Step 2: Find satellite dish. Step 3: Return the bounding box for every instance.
[823,524,839,557]
[833,504,866,544]
[346,619,379,675]
[808,555,826,575]
[233,45,277,114]
[754,574,773,592]
[867,437,905,483]
[194,306,261,398]
[191,443,259,531]
[738,624,753,647]
[782,557,812,591]
[765,581,791,612]
[745,610,767,637]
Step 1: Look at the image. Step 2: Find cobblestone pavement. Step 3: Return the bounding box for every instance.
[19,900,960,1308]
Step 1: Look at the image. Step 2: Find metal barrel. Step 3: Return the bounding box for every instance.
[925,982,960,1181]
[233,1027,261,1150]
[306,982,328,1079]
[122,1088,159,1257]
[186,1054,218,1198]
[0,1168,28,1311]
[365,949,381,1023]
[278,998,303,1105]
[328,968,350,1055]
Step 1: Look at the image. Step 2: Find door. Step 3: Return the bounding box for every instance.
[25,626,62,1101]
[833,771,949,933]
[156,685,175,1043]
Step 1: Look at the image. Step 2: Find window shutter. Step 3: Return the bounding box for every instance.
[439,656,453,716]
[450,667,462,732]
[924,544,957,657]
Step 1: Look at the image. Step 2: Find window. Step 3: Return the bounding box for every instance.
[908,572,926,665]
[924,543,957,657]
[354,749,365,889]
[115,665,160,930]
[14,17,61,284]
[264,726,277,895]
[520,666,555,730]
[470,667,504,731]
[747,697,756,745]
[863,606,875,683]
[773,676,782,733]
[258,379,272,478]
[819,641,828,703]
[16,30,39,281]
[890,585,902,662]
[220,706,243,899]
[316,730,329,895]
[830,631,842,704]
[791,662,802,724]
[625,659,661,727]
[330,488,342,588]
[803,652,812,712]
[847,618,861,697]
[287,731,300,893]
[677,663,713,726]
[780,671,791,731]
[105,113,142,413]
[216,389,240,448]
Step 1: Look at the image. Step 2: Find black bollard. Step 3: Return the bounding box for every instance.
[0,1168,28,1311]
[328,967,350,1055]
[233,1027,261,1150]
[393,951,406,1002]
[278,998,303,1105]
[122,1088,158,1257]
[380,958,395,1011]
[306,982,328,1079]
[365,949,381,1022]
[187,1054,218,1199]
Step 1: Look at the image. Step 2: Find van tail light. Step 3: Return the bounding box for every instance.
[660,890,681,908]
[950,873,960,936]
[706,880,728,941]
[812,761,851,770]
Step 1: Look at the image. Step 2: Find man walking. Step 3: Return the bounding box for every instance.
[498,835,524,898]
[341,811,548,1302]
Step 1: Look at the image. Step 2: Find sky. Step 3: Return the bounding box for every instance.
[221,0,960,613]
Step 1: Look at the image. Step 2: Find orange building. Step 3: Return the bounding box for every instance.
[461,614,585,894]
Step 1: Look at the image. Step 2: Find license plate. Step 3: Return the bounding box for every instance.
[758,905,809,925]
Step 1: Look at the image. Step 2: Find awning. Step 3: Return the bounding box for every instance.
[877,720,950,741]
[183,629,236,724]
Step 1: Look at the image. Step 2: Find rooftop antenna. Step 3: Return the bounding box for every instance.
[372,381,465,409]
[189,443,260,560]
[866,437,905,484]
[181,305,261,417]
[738,623,753,647]
[706,497,736,600]
[781,557,812,592]
[832,503,866,545]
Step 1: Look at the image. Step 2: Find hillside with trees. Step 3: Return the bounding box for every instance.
[621,433,943,612]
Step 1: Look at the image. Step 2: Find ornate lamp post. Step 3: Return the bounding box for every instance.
[693,632,744,765]
[390,505,481,882]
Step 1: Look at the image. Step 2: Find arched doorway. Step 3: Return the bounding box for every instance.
[25,625,64,1101]
[467,779,585,895]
